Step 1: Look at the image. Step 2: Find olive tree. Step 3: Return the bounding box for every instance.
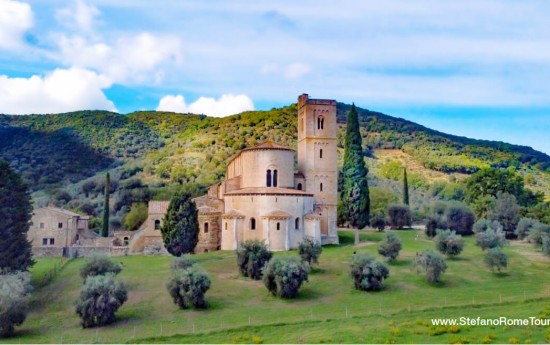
[80,253,122,280]
[377,232,402,262]
[166,265,211,309]
[484,247,508,272]
[475,226,507,251]
[263,257,309,298]
[515,218,537,240]
[75,274,128,328]
[413,249,447,284]
[170,255,195,271]
[236,240,273,280]
[386,204,412,229]
[350,253,389,291]
[298,237,322,266]
[434,230,464,258]
[0,272,32,337]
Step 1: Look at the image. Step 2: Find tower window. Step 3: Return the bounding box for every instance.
[297,183,302,190]
[320,183,323,192]
[295,218,300,230]
[320,149,323,159]
[250,218,256,230]
[266,169,272,187]
[317,116,324,130]
[154,219,161,230]
[276,222,280,231]
[225,222,228,230]
[273,169,278,187]
[204,222,209,233]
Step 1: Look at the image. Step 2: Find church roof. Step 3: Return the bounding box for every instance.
[148,201,170,214]
[224,187,314,197]
[197,206,222,215]
[262,210,291,218]
[305,213,321,219]
[227,140,294,165]
[42,206,87,218]
[221,209,245,218]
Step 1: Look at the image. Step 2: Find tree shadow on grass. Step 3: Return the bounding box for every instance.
[388,259,412,267]
[309,267,326,275]
[492,271,510,278]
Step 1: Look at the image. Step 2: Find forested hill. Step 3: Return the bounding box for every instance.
[0,104,549,195]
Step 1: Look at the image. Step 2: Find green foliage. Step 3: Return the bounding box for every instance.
[350,253,389,291]
[75,274,128,328]
[102,173,110,237]
[377,232,402,262]
[0,160,34,272]
[413,249,447,284]
[486,192,520,236]
[524,202,550,225]
[527,222,550,247]
[484,248,508,272]
[403,168,410,205]
[369,187,398,216]
[341,104,370,229]
[425,215,446,238]
[445,202,476,236]
[386,203,412,229]
[262,256,309,299]
[515,217,537,240]
[166,264,211,309]
[79,254,122,280]
[475,222,507,250]
[161,191,199,256]
[170,255,195,271]
[236,240,273,280]
[0,272,31,337]
[123,202,148,231]
[298,237,322,266]
[371,212,386,231]
[542,236,550,257]
[434,230,465,257]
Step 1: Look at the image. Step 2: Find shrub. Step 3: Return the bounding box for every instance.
[350,253,389,291]
[298,237,322,266]
[515,218,537,240]
[75,274,128,328]
[263,257,309,298]
[484,247,508,272]
[413,249,447,284]
[445,202,476,235]
[487,192,520,236]
[434,230,465,257]
[371,212,386,231]
[236,240,273,280]
[377,232,402,262]
[123,202,148,231]
[166,265,211,309]
[527,222,550,247]
[386,204,412,229]
[473,218,492,233]
[170,255,195,271]
[0,272,31,337]
[425,215,446,238]
[80,254,122,280]
[475,228,507,251]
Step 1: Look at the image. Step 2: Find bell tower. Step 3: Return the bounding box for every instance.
[297,94,338,244]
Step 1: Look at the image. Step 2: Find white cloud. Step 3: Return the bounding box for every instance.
[56,0,100,33]
[55,32,182,84]
[0,0,33,50]
[284,63,312,79]
[0,67,116,114]
[156,94,254,117]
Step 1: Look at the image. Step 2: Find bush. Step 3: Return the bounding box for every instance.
[263,257,309,298]
[166,265,211,309]
[413,249,447,284]
[435,230,465,257]
[425,215,446,238]
[475,227,507,251]
[123,203,148,231]
[487,192,520,236]
[350,253,389,291]
[473,218,492,233]
[377,232,402,262]
[298,237,322,266]
[170,255,195,271]
[80,254,122,280]
[236,240,273,280]
[371,212,386,231]
[75,274,128,328]
[484,247,508,272]
[445,202,476,235]
[386,204,412,229]
[527,222,550,247]
[515,218,537,240]
[0,272,31,337]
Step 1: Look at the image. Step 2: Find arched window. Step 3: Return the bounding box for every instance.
[225,222,228,230]
[276,222,280,231]
[123,237,129,246]
[318,116,324,130]
[295,218,300,230]
[320,183,323,192]
[273,169,278,187]
[266,169,272,187]
[297,183,302,190]
[250,218,256,230]
[154,219,161,230]
[320,149,323,159]
[204,222,209,233]
[321,118,324,129]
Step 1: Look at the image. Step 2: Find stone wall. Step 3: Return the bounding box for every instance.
[32,246,64,257]
[67,246,129,257]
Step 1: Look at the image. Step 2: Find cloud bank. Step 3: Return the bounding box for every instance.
[157,94,254,117]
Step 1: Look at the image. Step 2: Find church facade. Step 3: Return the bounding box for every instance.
[193,94,339,251]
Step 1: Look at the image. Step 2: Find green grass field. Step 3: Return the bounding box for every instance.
[5,230,550,344]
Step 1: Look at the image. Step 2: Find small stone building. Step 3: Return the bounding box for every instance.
[129,200,169,254]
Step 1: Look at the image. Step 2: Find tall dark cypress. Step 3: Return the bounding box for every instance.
[0,160,34,272]
[102,173,110,237]
[161,191,199,256]
[403,167,410,206]
[340,104,370,236]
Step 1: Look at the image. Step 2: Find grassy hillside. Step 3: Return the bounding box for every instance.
[7,230,550,344]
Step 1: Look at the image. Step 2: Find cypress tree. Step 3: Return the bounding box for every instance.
[340,104,370,242]
[403,167,410,206]
[161,191,199,256]
[0,160,34,272]
[101,173,110,237]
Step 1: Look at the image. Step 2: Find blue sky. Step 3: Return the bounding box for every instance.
[1,1,549,154]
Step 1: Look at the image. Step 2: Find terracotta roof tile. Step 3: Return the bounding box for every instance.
[148,201,170,214]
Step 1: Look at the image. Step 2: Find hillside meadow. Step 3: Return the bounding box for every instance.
[4,230,550,344]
